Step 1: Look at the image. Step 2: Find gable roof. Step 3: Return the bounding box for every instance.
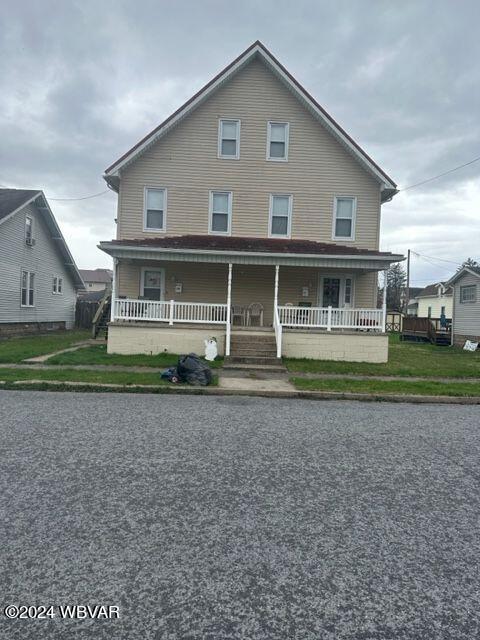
[104,41,397,201]
[79,268,112,283]
[0,188,84,290]
[417,282,453,298]
[447,266,480,286]
[0,189,41,223]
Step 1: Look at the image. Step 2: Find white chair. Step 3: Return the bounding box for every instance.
[247,302,264,327]
[231,305,246,326]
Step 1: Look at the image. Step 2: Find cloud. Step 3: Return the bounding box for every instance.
[0,0,479,278]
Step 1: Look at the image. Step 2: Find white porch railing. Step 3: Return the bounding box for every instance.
[278,305,385,331]
[113,298,228,325]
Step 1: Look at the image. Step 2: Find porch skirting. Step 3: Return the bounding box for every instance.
[282,330,388,363]
[107,322,388,363]
[107,322,226,356]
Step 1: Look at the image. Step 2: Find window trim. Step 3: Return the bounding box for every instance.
[332,195,357,241]
[25,215,33,243]
[140,267,165,300]
[266,121,289,162]
[218,119,241,160]
[52,275,63,295]
[459,284,477,303]
[143,187,167,232]
[209,190,232,236]
[20,269,35,307]
[268,193,292,239]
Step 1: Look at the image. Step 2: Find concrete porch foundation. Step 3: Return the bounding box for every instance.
[282,330,389,363]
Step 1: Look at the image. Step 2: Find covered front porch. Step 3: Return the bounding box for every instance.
[99,236,401,362]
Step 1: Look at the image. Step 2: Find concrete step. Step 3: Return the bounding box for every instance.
[222,362,287,373]
[230,348,278,356]
[226,355,283,366]
[231,336,276,345]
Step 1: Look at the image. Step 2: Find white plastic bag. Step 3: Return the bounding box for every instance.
[204,337,218,361]
[463,340,478,352]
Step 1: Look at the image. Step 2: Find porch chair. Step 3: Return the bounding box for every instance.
[247,302,264,327]
[231,305,246,326]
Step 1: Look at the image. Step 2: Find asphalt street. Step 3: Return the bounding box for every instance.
[1,390,479,639]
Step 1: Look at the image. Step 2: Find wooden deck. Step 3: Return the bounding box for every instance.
[401,317,451,346]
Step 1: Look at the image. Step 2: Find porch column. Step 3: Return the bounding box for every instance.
[382,270,387,332]
[274,265,280,313]
[225,263,232,356]
[110,257,118,322]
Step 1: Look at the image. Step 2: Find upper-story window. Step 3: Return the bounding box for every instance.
[25,215,33,244]
[269,194,292,238]
[53,276,63,294]
[267,122,289,161]
[209,191,232,235]
[144,188,166,231]
[21,270,35,307]
[218,119,240,159]
[333,196,356,240]
[460,284,476,303]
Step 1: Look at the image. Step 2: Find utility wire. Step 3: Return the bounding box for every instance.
[400,155,480,192]
[48,190,110,201]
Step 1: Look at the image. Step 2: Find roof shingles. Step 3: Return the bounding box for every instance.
[106,234,398,258]
[0,189,40,222]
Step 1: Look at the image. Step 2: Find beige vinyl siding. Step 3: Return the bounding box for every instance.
[117,58,381,249]
[117,261,380,325]
[453,274,480,338]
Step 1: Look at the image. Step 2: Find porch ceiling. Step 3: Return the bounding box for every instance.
[99,236,403,271]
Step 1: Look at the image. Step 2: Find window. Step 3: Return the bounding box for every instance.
[344,278,353,305]
[267,122,289,161]
[209,191,232,235]
[144,188,166,231]
[141,268,165,301]
[428,306,432,318]
[21,270,35,307]
[53,276,63,294]
[440,305,446,316]
[333,196,356,240]
[460,285,476,303]
[25,216,33,242]
[218,119,240,159]
[269,194,292,237]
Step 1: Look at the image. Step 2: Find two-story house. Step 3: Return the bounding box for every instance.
[0,189,84,336]
[100,42,403,363]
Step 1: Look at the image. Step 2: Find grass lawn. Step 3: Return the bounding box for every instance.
[0,330,90,364]
[291,376,480,397]
[0,367,217,387]
[285,334,480,379]
[46,343,224,368]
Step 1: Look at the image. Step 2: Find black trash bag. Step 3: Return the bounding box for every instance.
[177,353,213,386]
[160,367,180,383]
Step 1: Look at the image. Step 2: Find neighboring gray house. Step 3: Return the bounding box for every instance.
[0,189,84,336]
[78,268,112,293]
[447,266,480,346]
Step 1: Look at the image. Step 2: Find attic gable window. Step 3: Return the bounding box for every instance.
[218,119,240,159]
[267,122,289,161]
[333,196,356,240]
[25,215,33,243]
[144,188,166,231]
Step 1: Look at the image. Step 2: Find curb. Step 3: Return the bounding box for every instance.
[1,379,480,404]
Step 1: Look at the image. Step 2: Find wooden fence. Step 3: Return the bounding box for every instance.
[75,299,100,329]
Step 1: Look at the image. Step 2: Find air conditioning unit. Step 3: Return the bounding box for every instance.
[26,238,36,246]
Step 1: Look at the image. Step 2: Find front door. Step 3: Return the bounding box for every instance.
[322,278,341,307]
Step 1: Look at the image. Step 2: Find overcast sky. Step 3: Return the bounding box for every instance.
[1,0,479,287]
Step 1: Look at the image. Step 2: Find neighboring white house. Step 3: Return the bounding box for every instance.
[78,268,112,293]
[0,189,84,336]
[415,282,453,319]
[447,266,480,346]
